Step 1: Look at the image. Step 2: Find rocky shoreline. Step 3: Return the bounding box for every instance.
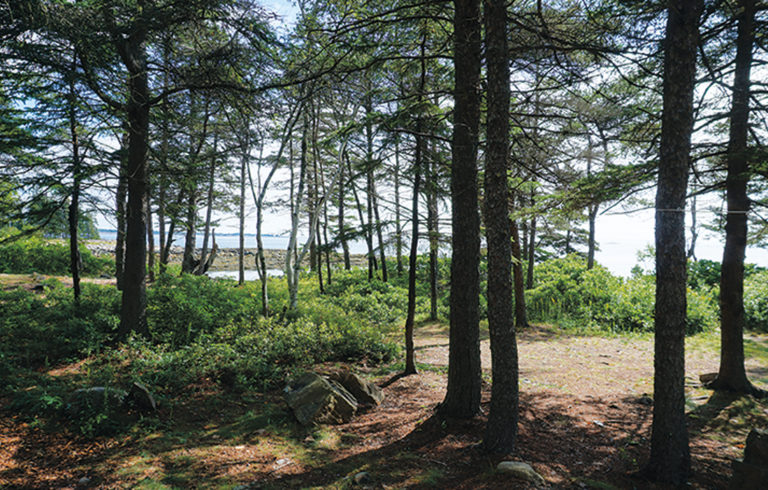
[85,241,368,272]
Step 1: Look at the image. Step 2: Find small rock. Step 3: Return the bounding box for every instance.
[497,461,545,486]
[274,458,292,469]
[745,428,768,465]
[353,471,373,485]
[637,395,653,406]
[700,372,718,385]
[128,382,157,411]
[77,476,91,487]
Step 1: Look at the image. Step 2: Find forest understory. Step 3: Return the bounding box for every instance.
[2,320,766,489]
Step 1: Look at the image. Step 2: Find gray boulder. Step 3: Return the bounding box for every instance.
[68,387,128,414]
[284,372,358,426]
[731,428,768,489]
[328,370,384,406]
[497,461,545,486]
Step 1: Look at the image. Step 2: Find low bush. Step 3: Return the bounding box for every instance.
[528,255,718,334]
[0,236,112,276]
[0,280,120,370]
[745,271,768,332]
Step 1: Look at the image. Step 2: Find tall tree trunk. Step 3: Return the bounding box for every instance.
[587,206,598,269]
[181,190,197,274]
[157,181,166,274]
[146,184,155,282]
[586,136,597,270]
[67,61,82,305]
[482,0,518,453]
[364,95,377,280]
[442,0,482,418]
[239,135,247,286]
[511,218,528,329]
[526,213,536,288]
[115,133,128,291]
[286,114,309,311]
[687,193,697,260]
[642,0,702,483]
[197,134,218,274]
[338,146,351,270]
[711,0,761,396]
[118,35,150,338]
[427,142,439,320]
[394,137,404,276]
[373,187,388,282]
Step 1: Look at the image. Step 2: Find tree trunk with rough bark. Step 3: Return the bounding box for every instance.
[482,0,518,453]
[642,0,702,483]
[441,0,482,419]
[711,0,762,397]
[118,33,150,338]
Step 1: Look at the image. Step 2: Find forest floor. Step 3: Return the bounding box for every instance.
[2,313,768,488]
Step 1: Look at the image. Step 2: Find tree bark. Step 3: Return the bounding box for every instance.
[642,0,702,483]
[711,0,762,396]
[196,134,218,274]
[67,59,82,305]
[511,218,528,329]
[482,0,518,453]
[427,142,439,321]
[115,133,128,291]
[118,33,150,338]
[146,183,155,282]
[394,137,404,276]
[441,0,482,419]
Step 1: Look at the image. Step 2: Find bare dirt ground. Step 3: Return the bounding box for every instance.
[2,322,767,489]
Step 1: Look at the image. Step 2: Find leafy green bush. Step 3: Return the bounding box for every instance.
[527,256,718,334]
[745,271,768,332]
[527,254,619,324]
[0,280,120,369]
[147,273,261,346]
[0,236,112,276]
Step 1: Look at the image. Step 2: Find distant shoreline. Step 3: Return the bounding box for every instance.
[85,240,368,271]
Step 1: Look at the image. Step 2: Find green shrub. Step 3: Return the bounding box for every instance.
[745,271,768,332]
[0,281,120,369]
[147,273,260,346]
[0,236,112,276]
[527,254,619,324]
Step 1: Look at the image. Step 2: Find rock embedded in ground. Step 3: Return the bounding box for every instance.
[353,471,372,485]
[68,387,128,414]
[128,382,157,411]
[284,372,358,426]
[731,428,768,488]
[328,370,384,406]
[497,461,545,486]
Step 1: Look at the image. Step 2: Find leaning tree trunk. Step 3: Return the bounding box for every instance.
[483,0,518,453]
[642,0,702,484]
[441,0,482,418]
[711,0,761,397]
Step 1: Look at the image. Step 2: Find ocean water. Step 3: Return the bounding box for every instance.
[97,229,368,253]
